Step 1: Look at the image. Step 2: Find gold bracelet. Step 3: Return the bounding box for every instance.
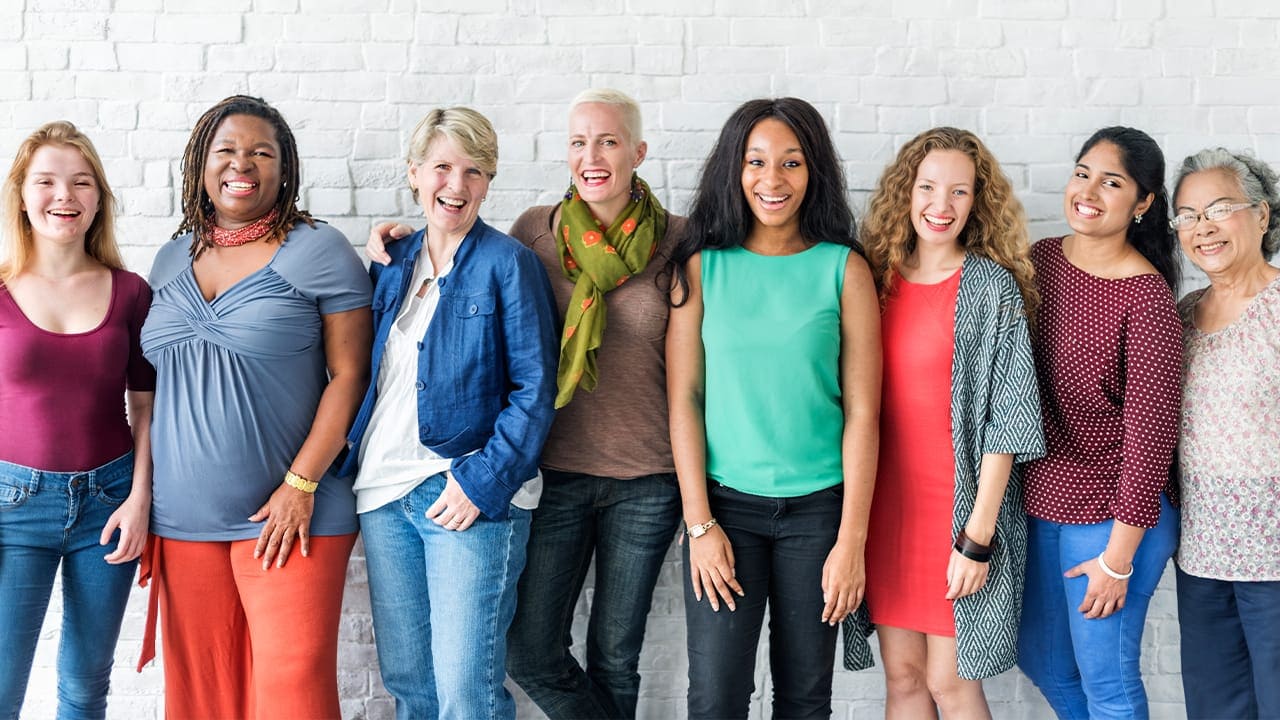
[284,470,318,494]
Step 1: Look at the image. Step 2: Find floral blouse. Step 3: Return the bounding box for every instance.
[1176,274,1280,581]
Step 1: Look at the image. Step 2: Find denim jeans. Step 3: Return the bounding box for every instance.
[360,472,531,720]
[1176,567,1280,720]
[505,470,680,719]
[1017,494,1179,720]
[684,480,843,720]
[0,453,137,720]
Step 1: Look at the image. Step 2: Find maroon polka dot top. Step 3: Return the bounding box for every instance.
[1022,237,1182,528]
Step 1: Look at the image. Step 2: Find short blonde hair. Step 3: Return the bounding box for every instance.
[569,88,643,144]
[2,121,121,283]
[406,107,498,201]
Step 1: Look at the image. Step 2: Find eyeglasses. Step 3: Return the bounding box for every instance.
[1169,201,1258,231]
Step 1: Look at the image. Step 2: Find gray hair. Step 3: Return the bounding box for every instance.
[569,88,643,145]
[1173,147,1280,260]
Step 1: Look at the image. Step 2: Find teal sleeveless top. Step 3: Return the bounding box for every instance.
[700,243,850,497]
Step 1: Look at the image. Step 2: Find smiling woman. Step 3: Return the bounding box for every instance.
[138,95,373,720]
[0,121,154,720]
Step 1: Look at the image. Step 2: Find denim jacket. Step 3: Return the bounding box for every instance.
[341,219,558,520]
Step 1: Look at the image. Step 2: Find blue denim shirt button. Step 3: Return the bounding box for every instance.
[438,277,447,287]
[469,304,478,314]
[415,381,425,391]
[416,341,424,350]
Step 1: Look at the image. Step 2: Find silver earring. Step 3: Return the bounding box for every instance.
[1134,214,1144,224]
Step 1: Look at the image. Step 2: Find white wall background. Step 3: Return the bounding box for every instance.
[6,0,1277,717]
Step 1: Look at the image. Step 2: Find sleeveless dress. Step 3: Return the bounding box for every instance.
[866,268,960,636]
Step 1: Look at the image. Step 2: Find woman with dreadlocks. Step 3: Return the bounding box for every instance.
[137,95,372,718]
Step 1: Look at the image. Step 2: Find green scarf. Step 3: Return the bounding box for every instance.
[554,175,666,408]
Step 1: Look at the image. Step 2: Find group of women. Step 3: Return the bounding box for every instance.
[0,87,1275,720]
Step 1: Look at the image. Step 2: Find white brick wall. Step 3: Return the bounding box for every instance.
[6,2,1275,718]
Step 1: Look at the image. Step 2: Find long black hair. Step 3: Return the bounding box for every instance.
[668,97,859,305]
[1076,126,1180,291]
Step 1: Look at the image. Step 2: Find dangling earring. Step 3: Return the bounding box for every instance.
[1134,214,1144,224]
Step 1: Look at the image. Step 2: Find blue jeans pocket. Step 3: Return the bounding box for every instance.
[0,479,28,510]
[93,455,134,507]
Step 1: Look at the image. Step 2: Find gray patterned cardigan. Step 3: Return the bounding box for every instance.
[842,253,1046,680]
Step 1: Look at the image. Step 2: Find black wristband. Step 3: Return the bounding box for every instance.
[953,528,993,563]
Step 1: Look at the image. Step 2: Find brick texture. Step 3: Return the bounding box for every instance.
[7,3,1276,718]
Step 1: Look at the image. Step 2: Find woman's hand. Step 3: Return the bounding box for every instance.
[1066,555,1129,619]
[366,221,415,265]
[425,471,482,532]
[821,538,864,625]
[100,492,150,564]
[688,525,744,612]
[945,550,991,601]
[250,483,315,569]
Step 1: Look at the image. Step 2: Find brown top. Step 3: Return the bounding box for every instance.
[509,204,684,478]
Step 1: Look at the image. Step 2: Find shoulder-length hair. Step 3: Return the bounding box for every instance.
[669,97,859,305]
[863,126,1038,317]
[175,95,314,258]
[1,120,122,283]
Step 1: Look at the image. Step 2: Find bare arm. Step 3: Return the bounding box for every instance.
[101,390,154,564]
[252,306,373,568]
[946,451,1013,600]
[667,253,743,611]
[821,251,882,625]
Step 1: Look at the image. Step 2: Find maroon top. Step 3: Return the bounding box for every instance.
[1023,238,1181,528]
[0,269,155,472]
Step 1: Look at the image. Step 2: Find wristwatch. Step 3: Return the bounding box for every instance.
[686,518,718,539]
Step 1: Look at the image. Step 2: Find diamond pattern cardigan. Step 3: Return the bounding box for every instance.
[843,252,1046,679]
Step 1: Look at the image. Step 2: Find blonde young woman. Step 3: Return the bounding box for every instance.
[0,121,154,720]
[845,127,1044,719]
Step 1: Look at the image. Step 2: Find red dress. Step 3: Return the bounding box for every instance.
[865,268,960,636]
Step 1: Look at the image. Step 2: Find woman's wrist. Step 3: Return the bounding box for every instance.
[1097,550,1134,579]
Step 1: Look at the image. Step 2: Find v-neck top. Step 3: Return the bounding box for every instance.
[0,268,155,471]
[142,222,372,541]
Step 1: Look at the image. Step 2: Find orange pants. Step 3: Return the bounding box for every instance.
[149,534,356,720]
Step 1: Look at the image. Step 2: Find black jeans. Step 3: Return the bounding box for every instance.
[506,470,681,719]
[684,480,842,720]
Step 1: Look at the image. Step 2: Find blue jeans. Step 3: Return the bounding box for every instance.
[1176,567,1280,720]
[505,470,680,719]
[1017,494,1179,720]
[684,481,843,720]
[360,472,531,720]
[0,453,138,720]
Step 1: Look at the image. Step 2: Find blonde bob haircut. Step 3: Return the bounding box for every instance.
[569,88,643,145]
[406,107,498,201]
[862,126,1038,319]
[2,120,122,283]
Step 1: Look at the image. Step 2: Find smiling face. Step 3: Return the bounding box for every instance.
[910,149,975,253]
[1174,168,1269,277]
[21,144,101,250]
[409,133,491,242]
[201,113,282,229]
[741,117,809,236]
[568,102,646,226]
[1064,140,1153,242]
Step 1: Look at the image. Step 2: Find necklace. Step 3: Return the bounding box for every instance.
[207,208,279,247]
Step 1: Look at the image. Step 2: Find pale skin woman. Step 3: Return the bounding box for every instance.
[1174,169,1277,330]
[196,113,371,568]
[666,117,881,626]
[12,143,152,563]
[1054,139,1158,617]
[366,101,646,261]
[876,149,1017,720]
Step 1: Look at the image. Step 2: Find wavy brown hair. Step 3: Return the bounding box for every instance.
[862,126,1037,318]
[175,95,314,258]
[2,121,122,283]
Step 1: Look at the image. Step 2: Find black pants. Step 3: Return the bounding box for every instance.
[684,481,842,720]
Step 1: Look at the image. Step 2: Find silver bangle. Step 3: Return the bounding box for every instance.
[1097,551,1133,580]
